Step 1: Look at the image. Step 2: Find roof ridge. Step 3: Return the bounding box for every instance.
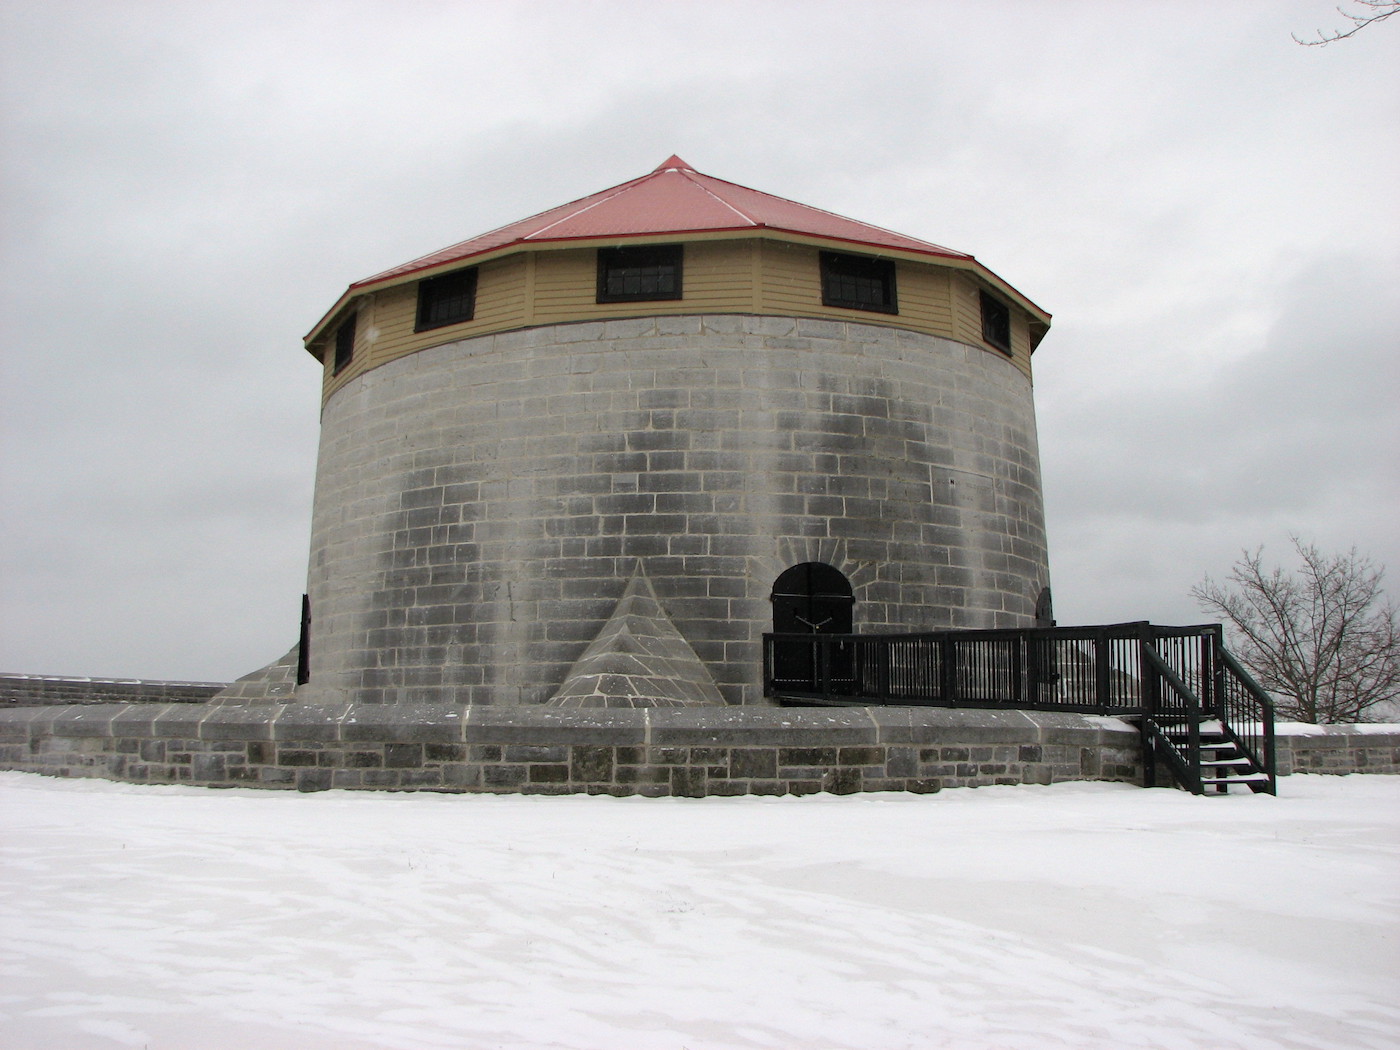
[676,167,761,228]
[688,169,971,259]
[523,169,663,242]
[352,168,660,287]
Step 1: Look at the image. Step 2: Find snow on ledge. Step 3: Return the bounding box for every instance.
[1275,721,1400,736]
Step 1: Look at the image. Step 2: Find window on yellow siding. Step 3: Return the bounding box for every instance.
[333,313,356,375]
[820,251,898,314]
[980,290,1012,355]
[416,267,478,331]
[597,245,683,303]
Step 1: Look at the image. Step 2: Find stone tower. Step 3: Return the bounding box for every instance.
[286,157,1053,707]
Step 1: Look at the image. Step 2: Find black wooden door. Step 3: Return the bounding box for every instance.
[771,563,854,691]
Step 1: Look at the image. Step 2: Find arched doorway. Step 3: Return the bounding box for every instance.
[770,563,855,692]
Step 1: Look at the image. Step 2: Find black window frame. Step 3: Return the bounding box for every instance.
[333,312,356,375]
[596,244,684,304]
[980,289,1012,355]
[820,251,898,315]
[416,266,478,332]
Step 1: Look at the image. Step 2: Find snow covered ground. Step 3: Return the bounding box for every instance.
[1,772,1397,1050]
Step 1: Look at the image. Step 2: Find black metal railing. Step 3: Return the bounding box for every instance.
[1140,641,1204,794]
[1214,642,1277,791]
[763,621,1276,794]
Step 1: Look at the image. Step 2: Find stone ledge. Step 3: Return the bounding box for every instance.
[1,674,226,707]
[1276,723,1400,741]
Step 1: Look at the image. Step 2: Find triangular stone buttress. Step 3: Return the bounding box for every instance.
[547,570,725,708]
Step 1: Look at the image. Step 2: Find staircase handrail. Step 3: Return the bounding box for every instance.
[1140,642,1205,795]
[1213,642,1278,795]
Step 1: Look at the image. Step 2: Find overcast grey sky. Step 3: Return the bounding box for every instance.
[2,0,1397,682]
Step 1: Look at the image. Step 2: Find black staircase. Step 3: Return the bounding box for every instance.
[763,622,1276,795]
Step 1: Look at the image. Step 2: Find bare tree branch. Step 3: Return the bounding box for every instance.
[1192,538,1399,722]
[1293,0,1400,45]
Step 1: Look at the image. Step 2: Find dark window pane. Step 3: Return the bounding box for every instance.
[597,245,684,303]
[417,268,478,331]
[820,252,897,314]
[333,313,356,375]
[980,290,1012,354]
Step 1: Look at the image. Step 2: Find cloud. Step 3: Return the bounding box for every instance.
[2,0,1397,678]
[1040,248,1400,625]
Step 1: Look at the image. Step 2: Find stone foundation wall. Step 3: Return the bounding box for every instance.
[2,699,1393,794]
[0,704,1138,796]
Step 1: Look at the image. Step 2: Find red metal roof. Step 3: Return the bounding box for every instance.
[307,157,1050,347]
[351,156,974,290]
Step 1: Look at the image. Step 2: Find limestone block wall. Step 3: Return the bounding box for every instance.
[304,314,1050,706]
[0,705,1142,795]
[1276,724,1400,775]
[1,703,1394,795]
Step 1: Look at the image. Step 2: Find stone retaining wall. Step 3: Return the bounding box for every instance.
[1277,724,1400,776]
[0,704,1140,796]
[1,700,1392,795]
[0,674,227,707]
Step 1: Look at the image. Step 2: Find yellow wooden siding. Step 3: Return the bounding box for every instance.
[950,273,983,355]
[530,241,754,324]
[319,237,1035,400]
[898,264,955,335]
[1010,310,1031,364]
[756,241,819,316]
[370,255,530,363]
[317,307,369,401]
[760,243,973,353]
[320,255,530,399]
[949,273,1030,378]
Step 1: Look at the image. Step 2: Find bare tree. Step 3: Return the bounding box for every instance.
[1193,538,1399,722]
[1294,0,1400,44]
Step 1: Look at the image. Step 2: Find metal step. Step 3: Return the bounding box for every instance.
[1202,772,1272,786]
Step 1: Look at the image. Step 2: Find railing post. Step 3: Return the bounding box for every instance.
[1263,704,1278,794]
[1187,700,1201,791]
[940,635,957,706]
[1011,633,1025,705]
[820,636,832,703]
[1206,629,1222,719]
[762,634,773,698]
[1138,626,1156,787]
[1095,627,1111,710]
